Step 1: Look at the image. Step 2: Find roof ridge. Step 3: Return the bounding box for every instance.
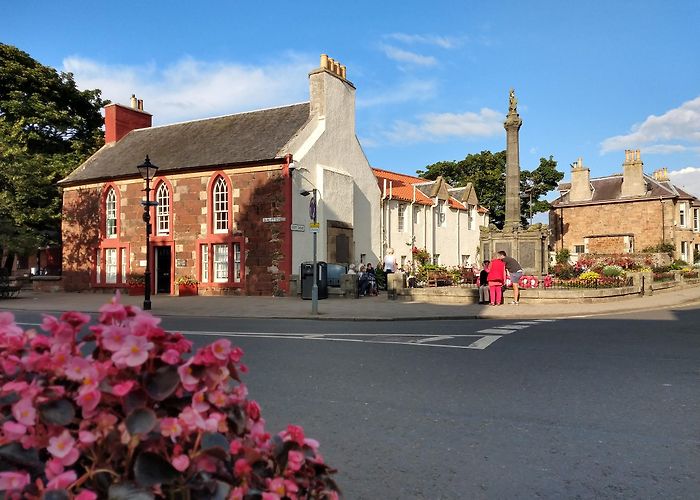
[371,167,427,182]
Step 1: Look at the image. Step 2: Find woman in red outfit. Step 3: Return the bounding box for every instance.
[486,254,506,305]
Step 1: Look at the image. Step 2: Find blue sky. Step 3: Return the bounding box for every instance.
[3,0,699,199]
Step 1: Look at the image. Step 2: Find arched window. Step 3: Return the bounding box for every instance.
[156,183,170,235]
[213,176,229,233]
[105,188,117,238]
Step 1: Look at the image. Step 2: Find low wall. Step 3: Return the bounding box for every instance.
[31,276,63,293]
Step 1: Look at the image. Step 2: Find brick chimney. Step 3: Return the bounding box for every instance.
[621,149,646,197]
[308,54,355,133]
[569,157,593,202]
[104,94,152,144]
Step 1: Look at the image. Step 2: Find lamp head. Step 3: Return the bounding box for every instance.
[137,155,159,182]
[300,189,312,197]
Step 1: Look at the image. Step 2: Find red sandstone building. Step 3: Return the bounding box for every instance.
[59,55,382,295]
[550,150,700,262]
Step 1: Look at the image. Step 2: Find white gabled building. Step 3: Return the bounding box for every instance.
[372,169,489,270]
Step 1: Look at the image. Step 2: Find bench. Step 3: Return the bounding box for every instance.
[427,270,452,287]
[0,269,21,299]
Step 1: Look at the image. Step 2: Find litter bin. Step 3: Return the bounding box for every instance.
[300,261,328,300]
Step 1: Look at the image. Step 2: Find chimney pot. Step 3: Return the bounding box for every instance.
[320,54,328,69]
[130,95,138,109]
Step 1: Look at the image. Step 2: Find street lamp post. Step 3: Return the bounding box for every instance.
[137,155,159,310]
[301,188,319,314]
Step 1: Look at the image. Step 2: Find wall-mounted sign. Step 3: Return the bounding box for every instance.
[290,224,305,232]
[139,260,147,267]
[176,259,187,267]
[309,222,320,229]
[262,216,286,223]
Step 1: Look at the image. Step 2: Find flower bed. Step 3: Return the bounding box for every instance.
[653,272,675,282]
[0,294,339,499]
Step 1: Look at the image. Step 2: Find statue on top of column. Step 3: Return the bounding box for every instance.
[508,88,518,114]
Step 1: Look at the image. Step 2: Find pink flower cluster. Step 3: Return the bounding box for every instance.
[0,294,339,499]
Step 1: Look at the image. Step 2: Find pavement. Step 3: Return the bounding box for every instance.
[1,285,700,321]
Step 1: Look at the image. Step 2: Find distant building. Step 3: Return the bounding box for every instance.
[550,150,700,262]
[372,169,489,269]
[59,55,381,295]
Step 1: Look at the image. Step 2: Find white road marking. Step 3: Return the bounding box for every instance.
[534,319,555,322]
[499,324,531,330]
[515,321,540,325]
[477,328,516,335]
[467,335,502,349]
[414,335,453,344]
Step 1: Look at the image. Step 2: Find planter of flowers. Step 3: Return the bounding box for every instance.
[0,294,339,498]
[126,273,146,296]
[175,276,198,297]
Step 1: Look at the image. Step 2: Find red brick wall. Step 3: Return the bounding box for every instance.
[61,187,101,291]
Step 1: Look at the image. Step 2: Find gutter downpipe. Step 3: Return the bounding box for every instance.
[387,181,393,256]
[660,196,665,244]
[410,185,416,257]
[381,179,387,259]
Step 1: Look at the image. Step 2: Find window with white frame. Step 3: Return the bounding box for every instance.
[105,188,117,238]
[433,253,440,265]
[105,248,117,284]
[398,204,406,233]
[436,201,446,227]
[695,243,700,262]
[233,243,241,282]
[694,208,699,232]
[214,244,229,282]
[413,206,420,225]
[681,241,689,262]
[679,202,687,227]
[120,248,127,283]
[95,251,101,284]
[213,177,229,233]
[201,244,209,283]
[461,255,470,266]
[156,183,170,235]
[574,244,585,254]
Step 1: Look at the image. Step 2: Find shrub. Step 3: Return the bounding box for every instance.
[126,273,146,286]
[670,259,689,270]
[601,265,624,277]
[555,249,570,264]
[578,271,600,281]
[641,242,676,254]
[411,247,430,266]
[0,296,339,499]
[552,263,576,279]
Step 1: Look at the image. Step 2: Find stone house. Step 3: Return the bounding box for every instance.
[58,54,381,295]
[550,150,700,263]
[372,169,489,269]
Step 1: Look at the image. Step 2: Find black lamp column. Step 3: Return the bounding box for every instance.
[137,155,159,310]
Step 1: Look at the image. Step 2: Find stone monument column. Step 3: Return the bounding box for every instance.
[504,88,522,230]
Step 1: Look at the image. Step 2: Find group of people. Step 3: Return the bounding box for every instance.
[346,248,398,297]
[477,251,523,306]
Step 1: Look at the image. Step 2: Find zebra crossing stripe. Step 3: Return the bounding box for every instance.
[477,328,516,335]
[467,335,502,349]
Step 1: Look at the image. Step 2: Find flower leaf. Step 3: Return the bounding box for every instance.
[108,482,155,500]
[0,442,41,470]
[43,490,71,500]
[200,432,230,461]
[124,388,148,414]
[144,365,179,401]
[38,398,76,426]
[134,452,179,487]
[0,393,20,406]
[126,408,157,435]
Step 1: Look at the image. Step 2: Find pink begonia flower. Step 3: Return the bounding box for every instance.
[229,439,242,455]
[2,421,26,440]
[47,430,76,459]
[111,380,135,397]
[286,425,305,446]
[111,335,154,368]
[0,312,23,337]
[286,450,304,473]
[230,487,245,500]
[76,389,101,413]
[78,430,97,444]
[303,437,320,452]
[130,313,162,338]
[75,490,98,500]
[0,471,30,491]
[206,390,228,408]
[192,390,210,413]
[98,294,128,324]
[230,384,248,404]
[171,454,190,472]
[47,470,77,490]
[2,381,28,393]
[65,357,94,382]
[1,355,21,375]
[45,458,65,480]
[29,334,50,350]
[161,349,180,365]
[40,315,75,344]
[177,360,199,390]
[160,417,183,440]
[267,477,286,496]
[246,401,261,421]
[250,421,269,446]
[59,311,91,330]
[206,365,229,386]
[211,339,231,361]
[179,406,206,431]
[234,458,252,478]
[101,325,130,352]
[229,346,244,363]
[262,493,281,500]
[11,398,36,426]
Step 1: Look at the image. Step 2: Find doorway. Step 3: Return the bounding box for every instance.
[154,246,172,294]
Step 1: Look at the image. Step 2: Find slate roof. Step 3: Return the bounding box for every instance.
[60,103,311,185]
[371,168,487,213]
[553,173,699,206]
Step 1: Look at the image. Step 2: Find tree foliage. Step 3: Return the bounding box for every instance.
[0,43,106,258]
[417,150,563,229]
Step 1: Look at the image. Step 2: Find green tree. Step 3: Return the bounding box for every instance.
[0,43,106,267]
[417,151,563,229]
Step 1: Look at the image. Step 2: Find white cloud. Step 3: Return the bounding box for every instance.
[668,166,700,198]
[385,107,502,143]
[600,95,700,153]
[357,80,437,108]
[63,54,315,125]
[383,33,465,49]
[380,45,437,66]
